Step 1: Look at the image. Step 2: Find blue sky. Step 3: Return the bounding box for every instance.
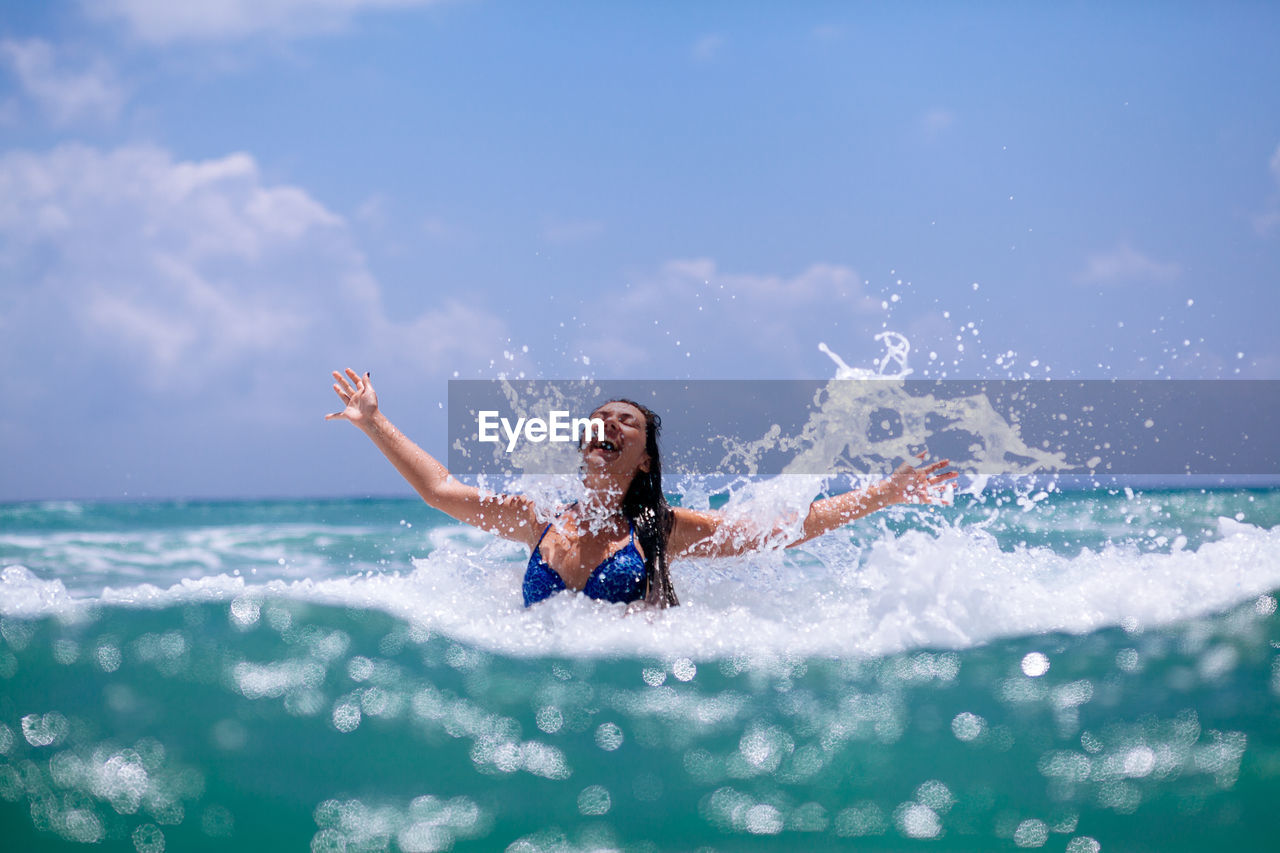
[2,1,1278,501]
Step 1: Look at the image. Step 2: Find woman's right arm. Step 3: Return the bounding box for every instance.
[667,454,954,558]
[326,368,542,546]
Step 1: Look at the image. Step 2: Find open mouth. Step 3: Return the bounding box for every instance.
[587,438,621,455]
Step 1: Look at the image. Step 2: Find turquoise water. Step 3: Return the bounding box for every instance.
[2,491,1280,851]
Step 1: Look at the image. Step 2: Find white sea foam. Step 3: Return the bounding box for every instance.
[0,523,375,593]
[4,342,1276,657]
[3,515,1278,660]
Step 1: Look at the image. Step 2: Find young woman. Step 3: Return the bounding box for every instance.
[327,369,956,609]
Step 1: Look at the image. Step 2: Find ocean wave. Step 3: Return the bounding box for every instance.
[5,516,1278,662]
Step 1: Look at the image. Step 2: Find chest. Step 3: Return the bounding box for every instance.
[538,529,642,590]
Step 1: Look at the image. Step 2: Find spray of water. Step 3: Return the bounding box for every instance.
[5,335,1278,663]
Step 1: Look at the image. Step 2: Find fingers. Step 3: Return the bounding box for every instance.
[344,367,362,395]
[327,368,376,422]
[329,368,367,421]
[344,367,374,394]
[919,458,956,493]
[327,377,351,421]
[332,368,373,396]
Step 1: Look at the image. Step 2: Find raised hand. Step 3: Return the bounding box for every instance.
[883,452,957,506]
[326,368,378,426]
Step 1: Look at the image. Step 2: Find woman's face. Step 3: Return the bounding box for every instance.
[581,401,650,479]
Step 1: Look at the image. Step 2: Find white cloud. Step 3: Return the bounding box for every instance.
[571,258,881,376]
[394,300,509,371]
[1077,243,1180,285]
[655,258,875,304]
[86,0,447,43]
[0,38,126,124]
[0,143,506,398]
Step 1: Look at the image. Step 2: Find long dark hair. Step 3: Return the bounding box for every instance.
[611,399,679,608]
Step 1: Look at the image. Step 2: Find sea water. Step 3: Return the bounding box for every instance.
[2,488,1279,852]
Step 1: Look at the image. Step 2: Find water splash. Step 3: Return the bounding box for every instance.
[820,331,914,379]
[5,503,1279,663]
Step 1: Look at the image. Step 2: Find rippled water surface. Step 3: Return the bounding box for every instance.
[2,491,1279,851]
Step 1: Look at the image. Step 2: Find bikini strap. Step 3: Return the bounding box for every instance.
[535,504,574,549]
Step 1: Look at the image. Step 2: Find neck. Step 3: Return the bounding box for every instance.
[579,489,624,519]
[580,465,633,506]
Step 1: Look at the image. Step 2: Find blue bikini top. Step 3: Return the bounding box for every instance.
[523,519,647,606]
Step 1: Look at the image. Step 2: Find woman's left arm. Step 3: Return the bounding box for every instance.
[668,454,955,558]
[786,454,955,548]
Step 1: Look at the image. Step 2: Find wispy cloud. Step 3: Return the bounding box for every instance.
[0,39,126,125]
[354,193,389,227]
[691,33,725,63]
[918,107,956,138]
[0,143,507,398]
[1077,243,1180,285]
[571,258,881,376]
[542,217,604,245]
[85,0,447,43]
[421,214,470,244]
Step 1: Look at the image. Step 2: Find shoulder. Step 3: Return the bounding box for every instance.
[667,506,724,558]
[484,492,549,548]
